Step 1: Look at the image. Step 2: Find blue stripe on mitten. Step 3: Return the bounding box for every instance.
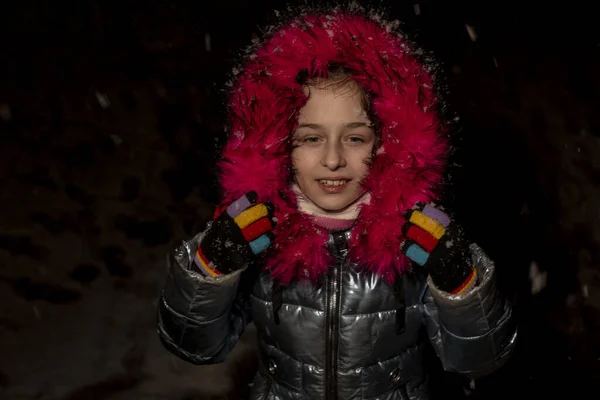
[404,243,430,266]
[249,233,273,255]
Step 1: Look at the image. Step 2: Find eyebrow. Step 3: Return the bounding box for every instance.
[296,122,371,129]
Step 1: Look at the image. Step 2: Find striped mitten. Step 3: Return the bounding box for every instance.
[194,191,275,277]
[401,203,477,294]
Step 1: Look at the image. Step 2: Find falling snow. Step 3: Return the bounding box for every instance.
[465,24,477,41]
[110,134,123,145]
[95,92,110,108]
[0,104,11,121]
[529,261,547,294]
[205,33,212,52]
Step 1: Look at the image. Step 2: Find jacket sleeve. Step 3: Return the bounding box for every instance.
[156,226,253,365]
[422,243,517,379]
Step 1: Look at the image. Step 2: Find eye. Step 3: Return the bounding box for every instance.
[302,136,321,143]
[347,136,365,143]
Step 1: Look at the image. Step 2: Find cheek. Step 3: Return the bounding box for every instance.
[293,145,316,161]
[291,150,309,180]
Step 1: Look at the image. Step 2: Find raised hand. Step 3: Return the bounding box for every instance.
[401,202,477,294]
[194,191,276,277]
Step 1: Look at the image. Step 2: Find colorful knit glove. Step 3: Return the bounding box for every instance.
[194,191,275,277]
[400,202,477,294]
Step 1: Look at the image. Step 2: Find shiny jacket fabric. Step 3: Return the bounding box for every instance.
[157,228,516,400]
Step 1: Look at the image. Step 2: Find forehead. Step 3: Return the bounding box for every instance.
[298,86,370,124]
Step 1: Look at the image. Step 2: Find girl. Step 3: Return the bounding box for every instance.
[157,4,516,399]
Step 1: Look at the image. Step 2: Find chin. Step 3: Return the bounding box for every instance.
[314,196,356,212]
[316,203,344,212]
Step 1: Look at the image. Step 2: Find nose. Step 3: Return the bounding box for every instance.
[321,141,346,170]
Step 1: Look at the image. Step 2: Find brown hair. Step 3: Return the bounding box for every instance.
[306,69,371,113]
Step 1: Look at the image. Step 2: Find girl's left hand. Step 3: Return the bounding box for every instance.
[400,203,477,294]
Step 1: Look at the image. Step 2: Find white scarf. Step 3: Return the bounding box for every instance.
[291,183,371,220]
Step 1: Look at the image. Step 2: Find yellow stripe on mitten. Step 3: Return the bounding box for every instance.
[234,203,269,229]
[408,210,446,239]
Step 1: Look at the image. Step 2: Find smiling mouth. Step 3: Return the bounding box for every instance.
[317,179,349,186]
[316,179,351,194]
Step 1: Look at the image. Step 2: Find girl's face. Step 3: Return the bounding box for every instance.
[292,84,376,212]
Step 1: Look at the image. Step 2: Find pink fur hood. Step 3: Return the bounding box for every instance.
[217,6,449,285]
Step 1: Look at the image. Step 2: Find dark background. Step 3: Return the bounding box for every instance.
[0,1,599,399]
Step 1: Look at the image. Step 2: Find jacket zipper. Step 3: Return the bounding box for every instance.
[325,253,343,400]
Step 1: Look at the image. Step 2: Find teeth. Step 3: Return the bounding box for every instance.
[319,180,347,186]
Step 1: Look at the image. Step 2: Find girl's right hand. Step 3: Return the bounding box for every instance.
[193,191,275,277]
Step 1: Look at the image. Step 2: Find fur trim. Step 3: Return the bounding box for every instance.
[218,5,449,285]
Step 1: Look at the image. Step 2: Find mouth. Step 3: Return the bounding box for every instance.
[316,178,351,194]
[317,179,349,186]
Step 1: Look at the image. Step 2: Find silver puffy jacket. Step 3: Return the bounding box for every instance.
[157,228,516,400]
